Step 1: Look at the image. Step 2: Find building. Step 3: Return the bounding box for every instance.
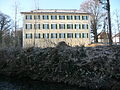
[113,33,120,44]
[21,9,91,48]
[98,31,109,44]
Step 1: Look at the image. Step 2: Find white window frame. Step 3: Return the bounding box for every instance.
[51,24,57,29]
[82,16,88,20]
[34,15,40,20]
[43,15,49,20]
[26,15,32,20]
[67,24,73,29]
[51,15,57,20]
[74,16,80,20]
[43,24,49,29]
[43,33,49,38]
[67,33,73,38]
[26,33,32,39]
[75,33,81,38]
[35,33,40,38]
[51,33,57,38]
[34,23,40,29]
[59,24,65,29]
[25,23,32,29]
[67,15,73,20]
[59,33,65,38]
[75,24,81,29]
[59,15,65,20]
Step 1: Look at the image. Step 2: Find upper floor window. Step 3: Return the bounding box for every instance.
[34,15,40,20]
[59,33,65,38]
[74,16,80,20]
[25,15,32,20]
[75,24,81,29]
[82,16,89,20]
[75,33,81,38]
[82,33,89,38]
[26,33,32,39]
[43,15,49,20]
[51,33,57,38]
[67,24,73,29]
[35,33,40,38]
[59,15,65,20]
[34,24,40,29]
[59,24,65,29]
[51,24,57,29]
[43,24,49,29]
[25,24,32,29]
[67,33,73,38]
[67,16,73,20]
[51,15,57,20]
[82,24,89,29]
[43,33,49,38]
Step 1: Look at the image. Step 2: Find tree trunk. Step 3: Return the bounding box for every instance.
[107,0,112,45]
[0,31,3,45]
[93,21,98,43]
[94,28,98,43]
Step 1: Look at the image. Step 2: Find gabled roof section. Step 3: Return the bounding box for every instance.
[98,32,109,39]
[113,33,120,38]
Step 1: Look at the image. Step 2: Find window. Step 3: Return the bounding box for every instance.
[67,24,73,29]
[75,33,81,38]
[35,33,40,38]
[59,15,65,20]
[84,33,89,38]
[67,33,73,38]
[74,16,80,20]
[25,24,32,29]
[51,24,57,29]
[26,33,32,39]
[75,24,81,29]
[51,15,57,20]
[34,24,40,29]
[86,16,89,20]
[43,24,49,29]
[82,33,85,38]
[87,24,89,29]
[43,33,49,38]
[67,16,73,20]
[82,33,88,38]
[43,15,49,20]
[51,33,57,38]
[59,24,65,29]
[82,24,85,29]
[87,33,89,38]
[82,16,88,20]
[25,15,32,20]
[34,15,40,20]
[82,24,89,29]
[59,33,65,38]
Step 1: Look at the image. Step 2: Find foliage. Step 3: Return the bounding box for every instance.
[0,43,120,90]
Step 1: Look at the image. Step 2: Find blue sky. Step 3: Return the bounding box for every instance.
[0,0,120,18]
[0,0,120,27]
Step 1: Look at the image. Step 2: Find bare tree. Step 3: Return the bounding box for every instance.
[0,12,13,46]
[113,9,120,44]
[80,0,105,43]
[13,0,21,47]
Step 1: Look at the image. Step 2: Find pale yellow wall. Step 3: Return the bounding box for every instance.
[22,12,91,48]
